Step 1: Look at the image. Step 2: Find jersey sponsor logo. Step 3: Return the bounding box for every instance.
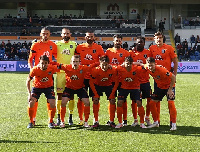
[71,75,79,80]
[111,58,119,65]
[155,54,163,60]
[144,54,147,58]
[41,77,49,82]
[119,53,123,57]
[62,49,70,55]
[93,49,96,53]
[43,51,50,57]
[101,77,109,81]
[137,59,143,63]
[162,49,166,53]
[84,54,93,60]
[124,77,133,82]
[50,46,52,50]
[70,45,73,48]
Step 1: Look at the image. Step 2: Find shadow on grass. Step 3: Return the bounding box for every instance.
[0,140,57,143]
[31,124,200,137]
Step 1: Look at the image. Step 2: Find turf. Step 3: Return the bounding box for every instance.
[0,73,199,151]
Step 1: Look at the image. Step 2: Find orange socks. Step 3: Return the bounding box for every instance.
[150,100,158,122]
[28,107,34,123]
[33,101,38,119]
[117,106,123,124]
[93,103,100,122]
[156,101,160,123]
[138,106,145,123]
[109,104,116,122]
[168,100,177,123]
[47,102,50,111]
[48,107,56,123]
[123,101,127,121]
[84,106,90,122]
[131,101,137,119]
[60,107,66,122]
[146,98,151,117]
[77,99,84,121]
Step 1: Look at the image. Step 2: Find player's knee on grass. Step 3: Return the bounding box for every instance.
[136,100,142,107]
[92,97,99,104]
[109,99,116,105]
[117,100,124,107]
[57,93,62,100]
[82,98,90,106]
[61,97,70,107]
[48,99,56,108]
[28,96,37,108]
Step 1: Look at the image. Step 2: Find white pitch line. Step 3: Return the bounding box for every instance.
[0,92,27,94]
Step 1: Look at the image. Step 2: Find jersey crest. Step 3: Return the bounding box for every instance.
[119,53,123,57]
[144,54,147,58]
[132,72,136,75]
[50,46,52,50]
[70,45,73,48]
[93,49,96,53]
[162,49,166,53]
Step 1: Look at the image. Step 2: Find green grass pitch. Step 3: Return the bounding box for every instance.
[0,72,199,151]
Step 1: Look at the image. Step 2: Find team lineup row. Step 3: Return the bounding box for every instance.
[26,27,178,130]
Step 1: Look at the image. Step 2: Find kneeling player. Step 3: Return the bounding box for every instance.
[26,55,59,128]
[115,56,147,129]
[90,55,119,128]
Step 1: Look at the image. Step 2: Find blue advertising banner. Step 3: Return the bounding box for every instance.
[16,61,30,72]
[0,61,16,71]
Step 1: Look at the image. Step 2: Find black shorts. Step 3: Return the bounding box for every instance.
[91,85,113,99]
[152,82,175,101]
[31,87,55,100]
[140,82,151,99]
[118,88,140,101]
[62,87,89,99]
[84,79,93,97]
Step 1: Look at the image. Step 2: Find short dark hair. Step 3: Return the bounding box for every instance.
[136,36,145,44]
[124,56,133,63]
[113,34,123,40]
[154,31,164,37]
[39,55,49,63]
[99,55,109,63]
[146,57,155,63]
[41,27,50,32]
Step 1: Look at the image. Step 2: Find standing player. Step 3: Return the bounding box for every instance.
[105,34,130,126]
[26,55,59,128]
[56,28,77,126]
[58,55,98,128]
[115,56,146,129]
[28,27,57,125]
[89,55,119,128]
[75,31,104,125]
[149,31,178,125]
[144,57,177,130]
[129,36,152,127]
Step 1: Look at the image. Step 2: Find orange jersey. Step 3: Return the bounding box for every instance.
[28,40,57,66]
[75,43,104,65]
[90,66,118,98]
[117,65,142,89]
[75,43,104,79]
[106,47,130,65]
[30,65,59,88]
[144,65,173,89]
[90,66,118,86]
[60,64,97,90]
[129,49,151,83]
[149,44,177,71]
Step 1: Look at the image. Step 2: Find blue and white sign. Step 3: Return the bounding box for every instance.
[0,61,16,71]
[178,62,200,73]
[16,61,30,72]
